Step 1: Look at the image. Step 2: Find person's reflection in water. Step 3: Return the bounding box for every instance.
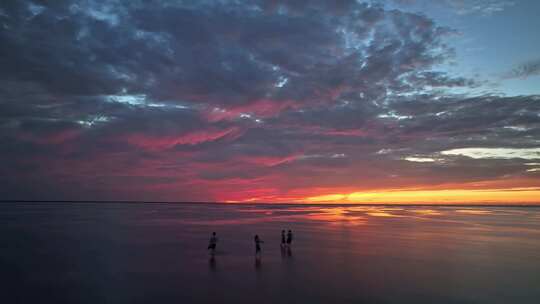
[209,255,217,272]
[254,256,262,271]
[281,241,293,259]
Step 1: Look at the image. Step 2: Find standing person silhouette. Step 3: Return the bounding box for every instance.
[281,230,286,247]
[208,232,218,256]
[254,234,264,256]
[286,230,293,247]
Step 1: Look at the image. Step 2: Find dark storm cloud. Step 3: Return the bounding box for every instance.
[0,0,537,201]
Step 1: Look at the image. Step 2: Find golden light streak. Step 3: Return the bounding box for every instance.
[304,187,540,204]
[303,194,347,203]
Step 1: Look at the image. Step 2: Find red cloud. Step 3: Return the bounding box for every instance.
[241,154,301,167]
[126,127,242,150]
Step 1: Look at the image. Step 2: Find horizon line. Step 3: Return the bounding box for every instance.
[2,200,540,207]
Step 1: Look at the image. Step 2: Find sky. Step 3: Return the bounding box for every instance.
[0,0,539,204]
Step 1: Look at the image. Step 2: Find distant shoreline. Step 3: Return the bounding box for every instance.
[1,200,539,207]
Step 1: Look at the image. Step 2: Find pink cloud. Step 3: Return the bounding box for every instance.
[241,154,301,167]
[126,127,242,150]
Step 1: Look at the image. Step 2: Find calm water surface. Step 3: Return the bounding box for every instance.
[1,203,539,303]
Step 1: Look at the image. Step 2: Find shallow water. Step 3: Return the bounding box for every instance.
[1,203,539,303]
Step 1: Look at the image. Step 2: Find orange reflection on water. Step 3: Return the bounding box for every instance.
[304,207,366,226]
[455,209,493,215]
[366,211,402,217]
[411,209,442,216]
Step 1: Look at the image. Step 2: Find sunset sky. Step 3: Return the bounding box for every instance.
[1,0,539,204]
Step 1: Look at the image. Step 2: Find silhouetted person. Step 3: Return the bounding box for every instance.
[254,234,264,256]
[208,232,218,255]
[286,230,293,247]
[281,230,286,247]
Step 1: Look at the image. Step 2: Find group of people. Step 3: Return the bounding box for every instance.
[207,230,294,256]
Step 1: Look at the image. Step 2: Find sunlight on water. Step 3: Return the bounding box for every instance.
[455,209,493,215]
[410,209,442,215]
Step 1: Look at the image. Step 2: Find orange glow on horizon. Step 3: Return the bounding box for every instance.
[306,187,540,204]
[224,186,540,205]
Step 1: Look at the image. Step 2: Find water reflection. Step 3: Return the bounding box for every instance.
[153,205,523,229]
[2,203,540,304]
[411,209,442,216]
[366,211,402,217]
[209,256,217,272]
[280,245,293,259]
[455,209,492,215]
[303,207,366,225]
[254,256,262,271]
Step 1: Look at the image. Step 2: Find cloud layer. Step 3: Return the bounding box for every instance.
[0,1,538,202]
